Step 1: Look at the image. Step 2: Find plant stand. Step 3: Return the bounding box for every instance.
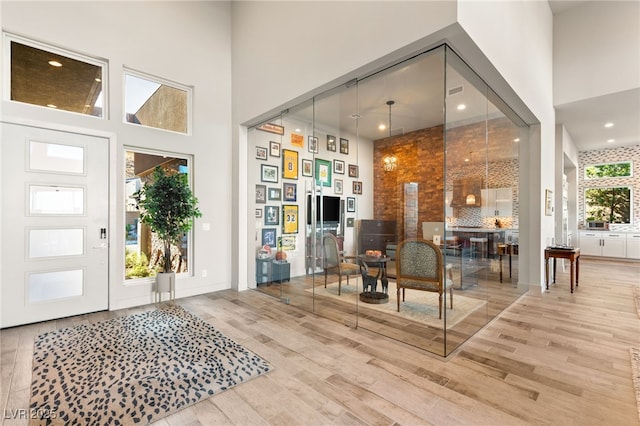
[155,272,175,303]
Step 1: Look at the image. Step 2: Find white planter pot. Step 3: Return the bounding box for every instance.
[155,272,175,302]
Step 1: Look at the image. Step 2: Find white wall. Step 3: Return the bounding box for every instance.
[456,1,555,287]
[1,1,233,309]
[553,1,640,105]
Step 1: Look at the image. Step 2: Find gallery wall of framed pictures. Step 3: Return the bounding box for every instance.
[251,121,366,267]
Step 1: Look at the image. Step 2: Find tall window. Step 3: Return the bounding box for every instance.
[585,186,632,223]
[125,150,193,280]
[5,33,107,117]
[124,69,191,134]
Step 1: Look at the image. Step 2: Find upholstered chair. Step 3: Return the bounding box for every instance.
[322,233,360,295]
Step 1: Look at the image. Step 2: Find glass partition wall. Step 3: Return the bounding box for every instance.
[248,45,527,356]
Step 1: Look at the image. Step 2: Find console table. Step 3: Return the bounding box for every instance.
[544,247,580,293]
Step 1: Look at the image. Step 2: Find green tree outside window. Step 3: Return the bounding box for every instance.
[585,187,631,223]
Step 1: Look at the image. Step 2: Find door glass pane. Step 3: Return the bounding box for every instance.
[29,141,84,174]
[29,228,84,258]
[29,185,84,215]
[28,269,84,303]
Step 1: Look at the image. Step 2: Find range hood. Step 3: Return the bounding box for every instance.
[451,178,482,207]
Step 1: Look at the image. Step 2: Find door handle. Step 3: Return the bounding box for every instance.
[100,228,107,239]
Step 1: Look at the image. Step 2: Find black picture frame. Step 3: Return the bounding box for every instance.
[347,197,356,212]
[268,187,281,201]
[326,134,336,152]
[302,159,313,177]
[269,141,281,157]
[283,182,297,201]
[308,136,318,154]
[348,164,359,178]
[340,138,349,154]
[261,164,278,183]
[256,146,268,160]
[353,181,362,195]
[333,159,345,174]
[264,205,279,225]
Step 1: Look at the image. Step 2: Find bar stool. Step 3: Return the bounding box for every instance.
[470,237,488,258]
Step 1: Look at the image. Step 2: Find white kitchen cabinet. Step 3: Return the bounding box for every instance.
[627,233,640,259]
[579,231,627,258]
[481,188,512,217]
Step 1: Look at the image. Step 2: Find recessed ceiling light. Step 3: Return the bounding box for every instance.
[464,158,470,162]
[607,139,615,143]
[95,78,102,82]
[513,138,520,142]
[457,104,466,111]
[46,104,57,108]
[295,128,301,132]
[378,124,386,131]
[604,122,614,128]
[48,60,62,67]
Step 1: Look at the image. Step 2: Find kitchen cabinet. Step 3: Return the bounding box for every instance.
[579,231,626,258]
[481,188,512,217]
[627,233,640,259]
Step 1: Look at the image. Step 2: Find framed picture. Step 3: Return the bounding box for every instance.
[261,164,278,183]
[265,205,279,225]
[302,159,313,177]
[347,197,356,212]
[348,164,359,177]
[282,149,298,180]
[308,136,318,154]
[333,159,345,174]
[255,209,262,218]
[256,146,267,160]
[315,158,332,187]
[268,187,281,201]
[340,138,349,154]
[353,181,362,194]
[269,141,281,157]
[257,123,284,135]
[255,184,267,204]
[545,189,553,216]
[334,179,343,195]
[326,134,336,152]
[280,235,296,251]
[283,182,297,201]
[262,228,277,247]
[290,133,304,148]
[282,204,299,234]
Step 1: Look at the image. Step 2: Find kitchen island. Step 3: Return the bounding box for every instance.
[447,227,516,258]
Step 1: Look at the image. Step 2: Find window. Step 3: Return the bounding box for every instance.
[5,33,107,117]
[585,161,632,179]
[124,69,191,134]
[584,186,632,223]
[124,150,193,280]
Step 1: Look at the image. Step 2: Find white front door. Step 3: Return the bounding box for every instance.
[1,122,109,327]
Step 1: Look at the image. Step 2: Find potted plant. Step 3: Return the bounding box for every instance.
[134,166,202,299]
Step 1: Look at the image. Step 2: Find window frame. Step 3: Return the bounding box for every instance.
[584,185,633,224]
[584,161,633,180]
[123,67,193,135]
[3,32,109,118]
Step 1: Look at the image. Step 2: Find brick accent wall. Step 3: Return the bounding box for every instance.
[373,126,445,237]
[373,119,520,234]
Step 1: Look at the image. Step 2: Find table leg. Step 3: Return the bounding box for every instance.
[570,260,574,293]
[509,252,512,278]
[545,257,549,290]
[552,258,557,283]
[575,256,579,287]
[499,253,503,282]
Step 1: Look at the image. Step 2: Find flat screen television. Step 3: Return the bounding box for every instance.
[307,195,341,224]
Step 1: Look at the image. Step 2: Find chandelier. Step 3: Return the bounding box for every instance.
[383,100,398,172]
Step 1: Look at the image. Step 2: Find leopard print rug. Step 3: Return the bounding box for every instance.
[29,305,272,425]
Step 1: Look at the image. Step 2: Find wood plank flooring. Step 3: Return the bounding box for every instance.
[1,257,639,425]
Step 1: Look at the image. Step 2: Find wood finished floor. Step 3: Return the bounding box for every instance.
[1,257,639,425]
